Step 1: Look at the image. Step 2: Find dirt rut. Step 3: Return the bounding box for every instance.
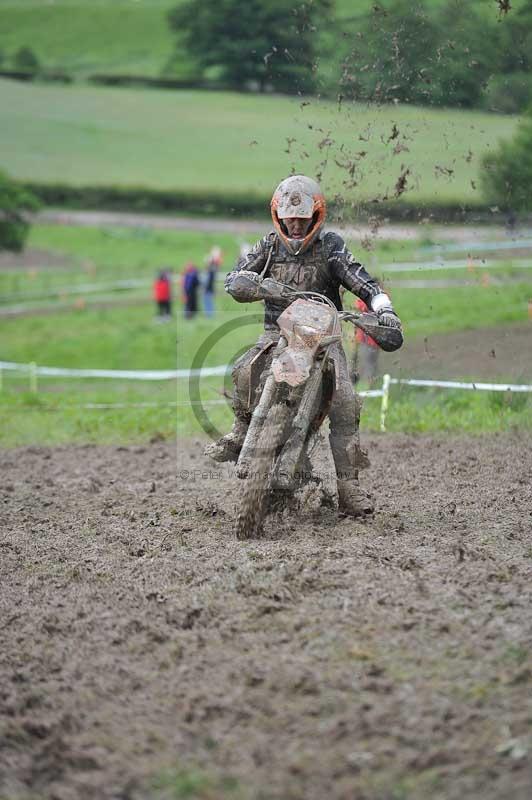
[1,434,531,799]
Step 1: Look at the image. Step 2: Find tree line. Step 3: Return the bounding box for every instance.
[169,0,532,113]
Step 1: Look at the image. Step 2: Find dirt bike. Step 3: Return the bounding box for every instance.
[234,278,401,540]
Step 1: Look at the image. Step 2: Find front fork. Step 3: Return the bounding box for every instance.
[271,348,330,491]
[236,336,287,474]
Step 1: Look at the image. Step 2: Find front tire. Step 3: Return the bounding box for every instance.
[234,403,289,540]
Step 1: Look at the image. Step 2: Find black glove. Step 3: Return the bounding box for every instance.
[376,307,402,330]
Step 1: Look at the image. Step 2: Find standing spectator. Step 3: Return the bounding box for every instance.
[353,297,380,385]
[203,246,222,318]
[182,262,200,319]
[153,270,172,321]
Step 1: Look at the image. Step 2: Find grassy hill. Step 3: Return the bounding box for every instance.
[0,0,181,78]
[0,77,518,208]
[0,0,512,80]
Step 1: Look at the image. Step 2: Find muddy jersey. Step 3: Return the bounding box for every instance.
[225,231,383,330]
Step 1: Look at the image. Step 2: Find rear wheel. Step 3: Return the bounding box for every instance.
[234,403,290,540]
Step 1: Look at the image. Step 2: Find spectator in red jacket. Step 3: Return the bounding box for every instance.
[153,270,172,320]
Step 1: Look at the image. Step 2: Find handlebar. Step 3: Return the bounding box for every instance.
[262,280,402,352]
[262,278,363,326]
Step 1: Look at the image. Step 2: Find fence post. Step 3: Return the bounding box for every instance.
[29,362,38,393]
[380,373,391,432]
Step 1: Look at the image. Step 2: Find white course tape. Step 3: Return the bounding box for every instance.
[2,361,531,394]
[6,369,530,437]
[421,237,532,255]
[390,378,532,393]
[1,279,151,304]
[0,361,229,379]
[78,400,228,409]
[382,258,532,273]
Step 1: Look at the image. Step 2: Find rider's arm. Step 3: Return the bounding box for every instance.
[323,232,401,327]
[224,234,275,303]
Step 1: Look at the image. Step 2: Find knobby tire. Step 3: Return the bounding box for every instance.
[234,403,288,540]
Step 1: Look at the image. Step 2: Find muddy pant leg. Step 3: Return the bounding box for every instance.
[204,345,257,461]
[231,347,257,424]
[205,333,278,462]
[232,332,279,416]
[328,346,366,482]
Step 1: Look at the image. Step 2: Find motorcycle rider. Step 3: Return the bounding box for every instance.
[205,175,403,517]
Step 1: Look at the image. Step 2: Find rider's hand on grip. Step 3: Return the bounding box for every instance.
[260,277,292,299]
[228,270,263,302]
[356,311,403,352]
[376,308,402,330]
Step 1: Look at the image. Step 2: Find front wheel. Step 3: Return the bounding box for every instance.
[234,403,289,540]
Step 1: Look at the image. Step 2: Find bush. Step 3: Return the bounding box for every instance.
[168,0,332,94]
[13,46,40,74]
[350,0,498,108]
[348,0,439,105]
[0,171,40,252]
[482,72,532,114]
[428,0,498,109]
[481,109,532,210]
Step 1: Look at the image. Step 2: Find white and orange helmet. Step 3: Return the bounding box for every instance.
[271,175,327,255]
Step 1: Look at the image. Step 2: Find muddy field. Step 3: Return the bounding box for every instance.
[1,435,531,800]
[388,323,532,382]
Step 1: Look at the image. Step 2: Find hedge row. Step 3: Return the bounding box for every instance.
[23,183,268,218]
[87,74,225,91]
[0,69,72,84]
[21,181,513,224]
[0,69,228,92]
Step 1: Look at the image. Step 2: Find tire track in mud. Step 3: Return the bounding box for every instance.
[1,434,531,800]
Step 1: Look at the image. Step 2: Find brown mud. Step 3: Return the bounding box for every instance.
[1,435,531,800]
[379,322,532,382]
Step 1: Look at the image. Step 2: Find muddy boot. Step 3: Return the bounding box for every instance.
[204,416,249,463]
[337,478,375,518]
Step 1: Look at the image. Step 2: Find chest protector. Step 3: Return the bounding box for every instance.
[264,238,341,329]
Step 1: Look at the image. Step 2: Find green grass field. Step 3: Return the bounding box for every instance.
[0,0,382,80]
[0,0,181,78]
[0,223,423,307]
[0,78,518,205]
[1,223,531,446]
[0,1,413,79]
[0,224,257,298]
[2,378,531,448]
[3,278,530,369]
[1,223,530,370]
[0,0,515,78]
